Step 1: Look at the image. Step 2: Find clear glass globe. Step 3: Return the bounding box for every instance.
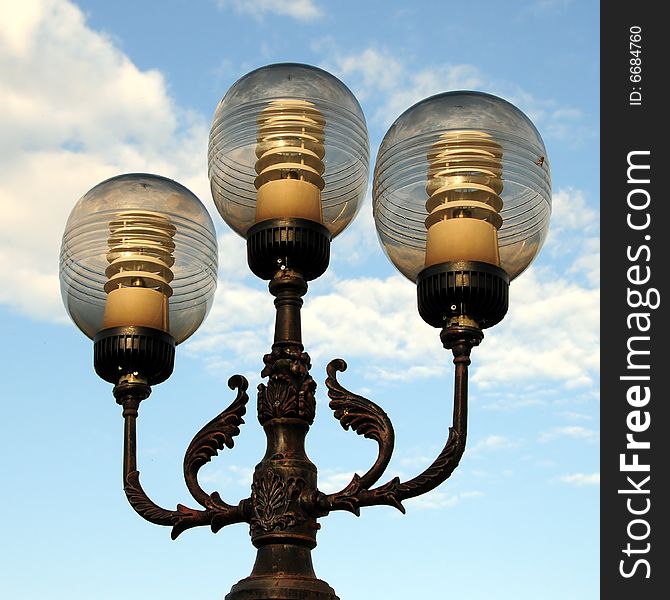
[208,63,370,238]
[373,91,551,282]
[59,173,218,344]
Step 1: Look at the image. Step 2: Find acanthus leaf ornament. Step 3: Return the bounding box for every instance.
[118,375,252,539]
[183,375,250,511]
[258,375,298,422]
[258,346,316,424]
[318,331,477,516]
[323,358,396,513]
[124,470,211,540]
[250,469,307,535]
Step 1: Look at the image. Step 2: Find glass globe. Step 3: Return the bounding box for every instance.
[208,63,369,238]
[373,91,551,282]
[59,173,218,344]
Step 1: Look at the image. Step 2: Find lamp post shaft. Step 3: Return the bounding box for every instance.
[270,269,307,346]
[227,268,339,600]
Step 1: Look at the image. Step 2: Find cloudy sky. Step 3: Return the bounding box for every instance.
[0,1,599,599]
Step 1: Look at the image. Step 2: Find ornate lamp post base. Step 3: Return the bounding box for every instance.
[227,263,337,600]
[226,543,339,600]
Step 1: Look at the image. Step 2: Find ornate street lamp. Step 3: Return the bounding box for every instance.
[59,63,551,600]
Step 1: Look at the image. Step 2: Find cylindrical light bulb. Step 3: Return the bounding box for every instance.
[254,99,326,224]
[424,130,504,268]
[101,210,176,332]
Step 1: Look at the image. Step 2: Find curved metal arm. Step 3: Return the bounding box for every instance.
[114,375,252,539]
[183,375,250,512]
[320,326,480,515]
[322,359,395,515]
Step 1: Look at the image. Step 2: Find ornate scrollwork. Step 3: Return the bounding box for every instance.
[183,375,250,511]
[321,341,472,515]
[323,359,397,514]
[124,470,210,539]
[121,374,251,538]
[258,346,316,424]
[326,359,393,447]
[124,470,249,539]
[114,247,480,600]
[250,469,306,535]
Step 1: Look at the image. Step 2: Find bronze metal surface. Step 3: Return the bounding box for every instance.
[105,235,484,599]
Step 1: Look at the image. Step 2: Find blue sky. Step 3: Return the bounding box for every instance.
[0,1,599,599]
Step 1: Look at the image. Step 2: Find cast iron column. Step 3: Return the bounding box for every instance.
[226,267,337,600]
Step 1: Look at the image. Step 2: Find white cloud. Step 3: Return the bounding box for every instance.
[481,390,547,411]
[183,279,274,377]
[328,194,380,268]
[324,46,592,145]
[549,187,598,233]
[397,453,433,469]
[317,470,357,494]
[471,260,599,390]
[471,435,518,452]
[217,231,253,280]
[303,274,429,363]
[526,0,576,18]
[325,48,484,127]
[217,0,322,21]
[188,223,599,393]
[0,0,210,322]
[199,464,254,488]
[406,489,484,510]
[0,6,599,402]
[546,188,600,285]
[557,411,593,421]
[0,0,44,56]
[539,426,599,443]
[559,472,600,486]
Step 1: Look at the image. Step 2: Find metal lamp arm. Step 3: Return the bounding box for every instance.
[319,329,477,515]
[320,359,396,515]
[384,339,471,503]
[114,376,252,540]
[183,375,250,511]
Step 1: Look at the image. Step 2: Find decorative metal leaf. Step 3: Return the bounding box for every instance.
[184,375,249,473]
[258,346,316,424]
[255,470,288,522]
[250,470,306,534]
[327,473,364,516]
[323,353,469,515]
[326,359,393,443]
[324,359,395,494]
[124,470,210,539]
[260,375,298,420]
[298,377,317,424]
[366,476,405,514]
[183,375,249,509]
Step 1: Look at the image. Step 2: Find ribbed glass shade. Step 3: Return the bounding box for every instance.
[373,91,551,281]
[208,63,369,238]
[59,174,218,344]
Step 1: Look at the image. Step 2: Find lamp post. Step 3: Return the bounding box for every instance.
[59,63,551,600]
